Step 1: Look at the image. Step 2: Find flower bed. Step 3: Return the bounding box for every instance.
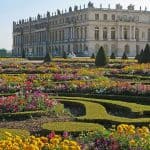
[0,124,149,150]
[0,91,60,113]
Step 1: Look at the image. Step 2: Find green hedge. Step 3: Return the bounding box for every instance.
[106,74,150,80]
[57,97,150,127]
[0,111,48,121]
[0,128,30,140]
[42,122,104,134]
[57,93,150,105]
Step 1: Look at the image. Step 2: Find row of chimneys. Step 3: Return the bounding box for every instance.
[13,2,148,25]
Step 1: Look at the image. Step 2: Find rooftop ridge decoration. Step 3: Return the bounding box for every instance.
[13,1,149,25]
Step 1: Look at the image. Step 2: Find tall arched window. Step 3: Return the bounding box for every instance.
[124,44,130,55]
[148,29,150,41]
[95,27,99,40]
[95,44,100,53]
[103,27,107,40]
[111,27,116,39]
[135,28,139,41]
[124,28,128,39]
[111,44,117,56]
[104,14,107,20]
[80,44,82,52]
[136,45,140,55]
[104,44,108,55]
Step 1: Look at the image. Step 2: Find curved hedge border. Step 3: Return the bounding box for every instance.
[0,111,49,121]
[0,128,30,140]
[105,74,150,80]
[57,93,150,105]
[57,97,150,127]
[42,122,104,134]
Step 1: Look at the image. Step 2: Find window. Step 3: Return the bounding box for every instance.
[95,14,99,20]
[148,29,150,41]
[136,45,140,55]
[104,14,107,20]
[135,28,139,41]
[95,27,99,40]
[111,44,117,56]
[77,28,79,39]
[59,31,61,41]
[103,27,107,40]
[124,45,130,55]
[55,31,57,41]
[84,14,87,20]
[104,44,108,55]
[80,44,82,52]
[142,32,145,40]
[84,27,87,39]
[124,28,128,39]
[80,15,82,20]
[112,14,115,21]
[111,27,115,39]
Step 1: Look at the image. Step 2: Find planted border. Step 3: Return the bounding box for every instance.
[57,97,150,127]
[0,128,30,140]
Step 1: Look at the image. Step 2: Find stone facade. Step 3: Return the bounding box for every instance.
[12,2,150,57]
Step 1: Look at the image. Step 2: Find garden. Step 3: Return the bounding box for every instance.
[0,46,150,150]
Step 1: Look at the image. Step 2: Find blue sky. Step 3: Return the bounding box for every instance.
[0,0,150,50]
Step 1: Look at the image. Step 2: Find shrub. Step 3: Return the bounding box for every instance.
[44,52,52,63]
[91,53,95,59]
[122,51,128,59]
[110,52,116,59]
[138,49,144,63]
[62,51,67,59]
[21,49,25,58]
[95,47,108,67]
[139,44,150,63]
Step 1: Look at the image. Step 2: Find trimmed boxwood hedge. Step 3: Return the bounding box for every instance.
[57,93,150,105]
[42,122,105,134]
[0,128,30,140]
[57,97,150,127]
[0,111,49,121]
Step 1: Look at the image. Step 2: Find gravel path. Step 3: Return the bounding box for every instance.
[0,116,72,135]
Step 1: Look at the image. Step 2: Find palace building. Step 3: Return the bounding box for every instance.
[12,2,150,57]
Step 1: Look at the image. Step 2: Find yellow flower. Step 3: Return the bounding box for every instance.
[129,139,136,146]
[4,132,12,137]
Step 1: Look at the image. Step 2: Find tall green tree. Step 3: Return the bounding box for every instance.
[95,46,108,67]
[62,51,67,59]
[138,49,144,63]
[21,49,25,58]
[44,52,52,63]
[110,52,116,59]
[143,44,150,63]
[122,51,128,60]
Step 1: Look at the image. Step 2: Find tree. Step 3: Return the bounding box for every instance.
[91,53,95,59]
[21,49,25,58]
[110,52,116,59]
[122,51,128,59]
[135,53,140,60]
[138,49,144,63]
[95,46,108,67]
[44,52,52,63]
[62,51,67,59]
[142,44,150,63]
